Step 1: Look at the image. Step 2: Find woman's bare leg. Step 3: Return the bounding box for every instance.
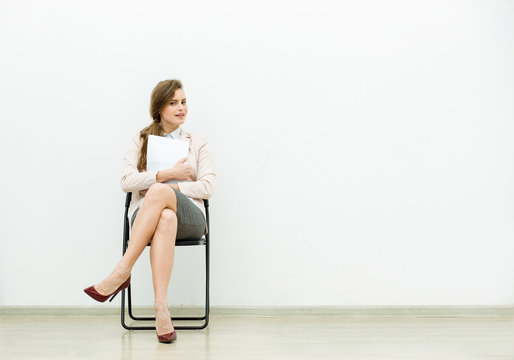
[94,183,178,295]
[150,208,177,335]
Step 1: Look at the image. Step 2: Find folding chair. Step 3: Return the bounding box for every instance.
[119,192,210,330]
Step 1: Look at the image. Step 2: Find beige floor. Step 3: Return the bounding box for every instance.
[0,315,513,359]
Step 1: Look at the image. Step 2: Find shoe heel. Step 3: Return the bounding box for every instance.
[84,275,131,303]
[109,291,120,302]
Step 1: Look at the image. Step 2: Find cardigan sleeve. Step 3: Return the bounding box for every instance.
[120,132,159,192]
[177,135,216,200]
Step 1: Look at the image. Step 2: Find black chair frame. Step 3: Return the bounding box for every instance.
[120,192,210,331]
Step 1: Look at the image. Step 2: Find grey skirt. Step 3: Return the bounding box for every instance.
[130,188,206,242]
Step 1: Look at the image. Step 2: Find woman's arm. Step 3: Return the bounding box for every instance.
[120,133,159,192]
[121,132,188,195]
[177,136,216,199]
[155,167,185,183]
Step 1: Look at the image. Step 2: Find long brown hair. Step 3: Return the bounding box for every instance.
[137,79,183,171]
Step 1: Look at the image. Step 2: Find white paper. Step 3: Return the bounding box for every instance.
[147,135,189,184]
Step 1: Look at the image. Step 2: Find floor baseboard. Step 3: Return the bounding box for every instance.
[0,305,513,318]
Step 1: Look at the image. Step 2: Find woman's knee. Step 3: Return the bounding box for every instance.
[156,208,177,231]
[146,183,174,203]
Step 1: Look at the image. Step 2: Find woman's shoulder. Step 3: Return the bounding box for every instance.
[124,129,145,151]
[131,130,141,140]
[183,128,208,145]
[129,130,143,145]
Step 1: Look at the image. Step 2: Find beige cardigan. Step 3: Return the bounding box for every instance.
[120,127,215,234]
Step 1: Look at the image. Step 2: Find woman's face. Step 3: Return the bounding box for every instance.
[159,88,188,132]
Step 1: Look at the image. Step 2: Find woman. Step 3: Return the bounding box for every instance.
[84,79,216,343]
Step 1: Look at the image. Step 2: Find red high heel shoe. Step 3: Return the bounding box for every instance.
[156,316,177,343]
[157,330,177,343]
[83,276,131,303]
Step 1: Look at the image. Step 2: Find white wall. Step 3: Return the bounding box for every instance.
[0,0,513,307]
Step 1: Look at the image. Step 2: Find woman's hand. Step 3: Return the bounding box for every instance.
[170,157,192,180]
[156,157,192,183]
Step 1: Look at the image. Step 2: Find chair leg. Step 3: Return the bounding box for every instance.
[120,286,156,330]
[121,288,129,330]
[120,240,210,330]
[172,238,210,330]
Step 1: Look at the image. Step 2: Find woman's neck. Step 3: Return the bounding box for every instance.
[162,123,179,134]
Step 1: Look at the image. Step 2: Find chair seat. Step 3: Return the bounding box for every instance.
[124,237,206,248]
[176,238,206,246]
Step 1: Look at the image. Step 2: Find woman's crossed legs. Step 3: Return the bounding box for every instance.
[93,183,178,335]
